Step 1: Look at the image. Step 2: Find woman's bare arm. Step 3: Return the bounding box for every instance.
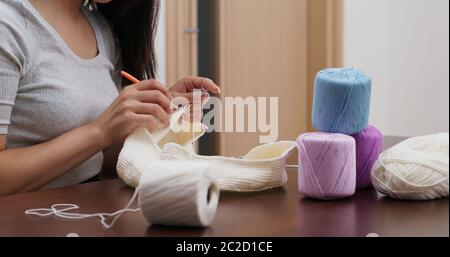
[0,123,107,195]
[0,80,173,196]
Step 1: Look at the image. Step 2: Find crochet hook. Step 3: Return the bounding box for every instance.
[120,71,140,84]
[120,71,209,110]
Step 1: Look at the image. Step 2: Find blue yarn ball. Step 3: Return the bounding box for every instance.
[312,68,372,135]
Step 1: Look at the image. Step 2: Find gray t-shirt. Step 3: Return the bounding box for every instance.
[0,0,122,189]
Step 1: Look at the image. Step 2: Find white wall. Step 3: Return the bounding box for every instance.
[343,0,449,137]
[155,0,166,84]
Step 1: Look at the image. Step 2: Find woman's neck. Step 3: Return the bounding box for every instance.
[30,0,84,19]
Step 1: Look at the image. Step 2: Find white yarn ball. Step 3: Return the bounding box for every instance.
[138,161,220,227]
[371,133,449,200]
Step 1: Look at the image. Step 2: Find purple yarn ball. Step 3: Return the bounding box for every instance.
[351,125,383,190]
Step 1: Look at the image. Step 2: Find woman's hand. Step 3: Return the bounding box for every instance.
[93,80,173,147]
[170,76,220,101]
[169,77,220,122]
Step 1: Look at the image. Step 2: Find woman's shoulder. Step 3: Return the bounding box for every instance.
[0,1,31,69]
[0,0,29,39]
[0,0,28,25]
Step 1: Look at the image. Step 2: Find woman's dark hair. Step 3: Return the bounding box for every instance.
[99,0,160,82]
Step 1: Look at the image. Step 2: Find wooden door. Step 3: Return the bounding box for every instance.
[214,0,309,158]
[166,0,198,86]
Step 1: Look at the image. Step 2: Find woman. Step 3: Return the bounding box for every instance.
[0,0,220,195]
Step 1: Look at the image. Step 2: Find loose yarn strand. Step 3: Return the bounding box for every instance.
[25,190,140,229]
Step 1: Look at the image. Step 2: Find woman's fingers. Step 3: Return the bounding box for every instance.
[133,102,170,126]
[136,90,172,113]
[199,78,221,95]
[184,77,221,95]
[132,79,172,99]
[130,113,164,131]
[173,92,210,105]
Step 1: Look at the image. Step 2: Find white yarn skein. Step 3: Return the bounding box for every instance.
[371,133,449,200]
[138,161,220,227]
[25,161,220,228]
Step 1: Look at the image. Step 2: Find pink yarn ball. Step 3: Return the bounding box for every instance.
[297,133,356,200]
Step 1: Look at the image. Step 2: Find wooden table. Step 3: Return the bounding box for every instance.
[0,137,448,237]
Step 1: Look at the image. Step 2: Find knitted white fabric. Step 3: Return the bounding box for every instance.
[161,141,297,192]
[116,108,205,188]
[371,133,449,200]
[117,108,298,192]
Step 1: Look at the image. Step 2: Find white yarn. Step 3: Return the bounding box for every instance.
[25,161,220,228]
[117,107,205,188]
[138,161,219,227]
[24,198,140,229]
[371,133,449,200]
[161,141,297,192]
